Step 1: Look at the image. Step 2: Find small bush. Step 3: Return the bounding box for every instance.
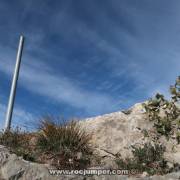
[115,143,168,175]
[132,143,165,165]
[36,117,93,169]
[170,76,180,102]
[143,76,180,142]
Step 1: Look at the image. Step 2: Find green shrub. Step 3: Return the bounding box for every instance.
[170,76,180,102]
[36,117,93,169]
[132,143,165,165]
[115,143,168,175]
[143,76,180,141]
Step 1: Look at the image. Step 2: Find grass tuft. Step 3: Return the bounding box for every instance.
[36,117,93,169]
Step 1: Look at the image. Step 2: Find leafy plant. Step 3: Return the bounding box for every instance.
[143,76,180,141]
[115,143,168,175]
[170,76,180,102]
[131,143,165,165]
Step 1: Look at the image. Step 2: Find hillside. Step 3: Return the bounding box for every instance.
[0,101,180,179]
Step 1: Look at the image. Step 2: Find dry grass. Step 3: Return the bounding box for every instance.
[36,117,93,169]
[0,127,36,161]
[0,117,94,169]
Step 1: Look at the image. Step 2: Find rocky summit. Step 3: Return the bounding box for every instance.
[0,102,180,180]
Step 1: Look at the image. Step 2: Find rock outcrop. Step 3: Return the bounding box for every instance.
[80,103,180,166]
[0,102,180,179]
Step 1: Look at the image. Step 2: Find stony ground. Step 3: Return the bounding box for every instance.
[0,145,180,180]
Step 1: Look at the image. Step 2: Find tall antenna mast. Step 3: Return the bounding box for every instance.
[4,35,25,131]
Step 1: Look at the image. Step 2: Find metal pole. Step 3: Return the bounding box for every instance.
[4,35,25,131]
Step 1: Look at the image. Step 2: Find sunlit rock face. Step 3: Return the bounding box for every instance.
[79,103,180,165]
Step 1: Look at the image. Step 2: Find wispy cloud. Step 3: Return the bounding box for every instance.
[0,103,36,130]
[0,0,179,126]
[72,5,180,100]
[0,44,118,116]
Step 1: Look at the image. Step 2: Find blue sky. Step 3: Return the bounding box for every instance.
[0,0,179,130]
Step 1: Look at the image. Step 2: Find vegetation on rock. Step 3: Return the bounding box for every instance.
[0,127,36,161]
[115,142,168,175]
[0,117,93,169]
[143,76,180,142]
[37,117,93,169]
[115,76,180,176]
[0,76,179,176]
